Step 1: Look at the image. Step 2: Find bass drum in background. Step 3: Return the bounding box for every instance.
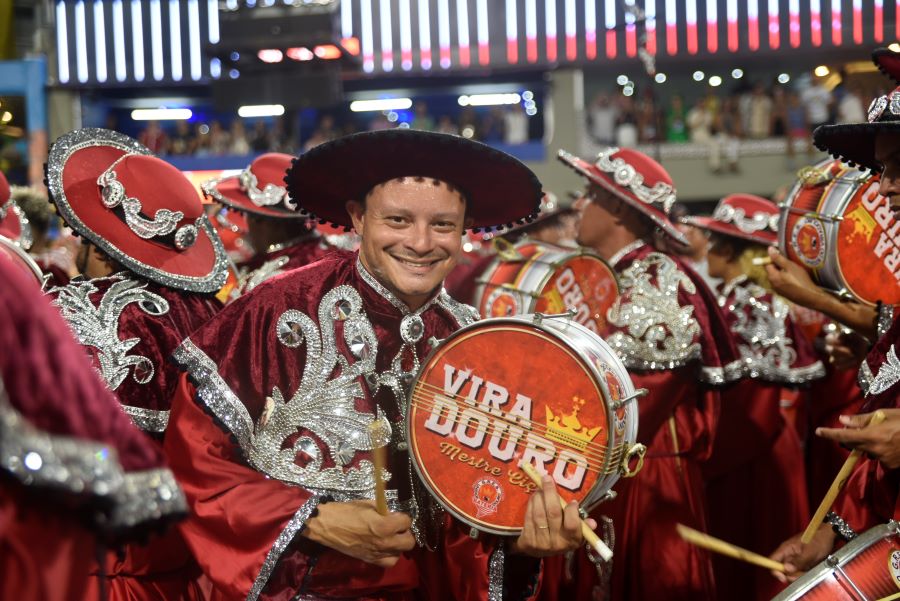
[474,240,619,333]
[779,159,900,306]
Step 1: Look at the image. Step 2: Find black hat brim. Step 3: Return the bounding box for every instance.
[873,48,900,83]
[284,130,543,231]
[813,122,900,172]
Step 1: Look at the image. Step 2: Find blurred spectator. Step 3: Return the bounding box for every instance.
[250,121,270,153]
[747,83,773,139]
[459,108,479,139]
[710,96,742,174]
[411,102,435,131]
[801,77,833,130]
[687,98,713,143]
[588,92,618,145]
[480,109,504,143]
[208,120,230,155]
[230,120,251,155]
[786,90,812,162]
[316,115,338,140]
[770,87,788,138]
[367,113,391,131]
[436,115,458,135]
[13,185,76,285]
[192,124,211,157]
[636,89,659,142]
[138,121,167,155]
[665,95,689,142]
[837,84,866,124]
[168,121,193,155]
[503,105,529,144]
[615,96,639,147]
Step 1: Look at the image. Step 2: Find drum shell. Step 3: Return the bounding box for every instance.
[406,315,639,536]
[474,241,619,333]
[772,522,900,600]
[779,160,900,306]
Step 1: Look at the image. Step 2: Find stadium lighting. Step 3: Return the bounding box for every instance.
[814,65,830,76]
[458,93,521,107]
[257,49,284,63]
[238,104,285,118]
[350,98,413,112]
[131,108,192,120]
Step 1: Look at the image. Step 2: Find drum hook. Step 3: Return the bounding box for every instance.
[492,237,525,262]
[621,443,647,478]
[532,309,577,325]
[611,388,648,412]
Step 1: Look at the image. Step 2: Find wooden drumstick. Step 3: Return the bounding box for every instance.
[801,410,887,544]
[369,422,389,515]
[519,461,613,562]
[751,257,773,266]
[876,593,900,601]
[676,524,787,573]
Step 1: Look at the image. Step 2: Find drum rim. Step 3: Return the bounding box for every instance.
[771,521,900,600]
[406,314,618,536]
[0,235,43,286]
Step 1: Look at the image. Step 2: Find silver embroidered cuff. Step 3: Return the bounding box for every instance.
[824,511,858,542]
[108,467,187,529]
[122,405,170,433]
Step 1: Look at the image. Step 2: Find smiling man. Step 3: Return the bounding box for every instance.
[163,129,593,601]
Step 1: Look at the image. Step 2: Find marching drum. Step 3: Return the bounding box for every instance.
[779,159,900,306]
[773,522,900,600]
[0,235,43,286]
[407,313,645,536]
[474,240,619,333]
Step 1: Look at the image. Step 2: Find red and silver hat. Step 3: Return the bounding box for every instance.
[0,171,32,249]
[873,47,900,83]
[202,152,302,219]
[683,193,779,245]
[46,128,228,293]
[557,146,687,244]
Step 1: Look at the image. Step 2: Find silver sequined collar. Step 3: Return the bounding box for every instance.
[718,274,749,305]
[608,239,647,268]
[46,128,229,294]
[355,256,440,317]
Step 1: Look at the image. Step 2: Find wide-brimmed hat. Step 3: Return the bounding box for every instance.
[813,85,900,172]
[284,129,543,232]
[0,172,31,249]
[873,47,900,83]
[46,128,228,293]
[683,193,778,245]
[557,147,687,244]
[203,153,303,219]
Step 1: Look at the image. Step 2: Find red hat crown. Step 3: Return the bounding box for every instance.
[593,147,677,213]
[98,154,203,250]
[711,194,779,237]
[237,153,295,210]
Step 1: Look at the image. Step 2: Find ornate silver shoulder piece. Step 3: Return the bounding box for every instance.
[437,290,480,328]
[49,276,170,390]
[236,255,291,297]
[868,345,900,397]
[606,252,701,370]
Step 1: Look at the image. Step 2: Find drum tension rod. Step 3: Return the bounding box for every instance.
[532,309,577,324]
[611,388,649,411]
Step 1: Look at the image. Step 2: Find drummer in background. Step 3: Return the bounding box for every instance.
[684,194,824,600]
[670,202,720,291]
[162,129,593,601]
[10,184,77,286]
[445,191,576,304]
[769,57,900,580]
[548,147,742,601]
[43,128,227,600]
[202,153,335,298]
[0,170,32,251]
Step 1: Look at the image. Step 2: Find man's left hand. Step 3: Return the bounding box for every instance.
[817,409,900,469]
[510,475,596,557]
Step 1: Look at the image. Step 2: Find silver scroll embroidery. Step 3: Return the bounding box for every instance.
[606,252,701,370]
[49,275,170,390]
[97,162,185,239]
[237,255,291,297]
[868,345,900,397]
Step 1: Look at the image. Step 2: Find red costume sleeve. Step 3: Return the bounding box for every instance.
[165,376,318,600]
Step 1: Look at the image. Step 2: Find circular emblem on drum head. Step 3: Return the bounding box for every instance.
[889,550,900,589]
[790,216,827,268]
[485,288,522,317]
[472,477,503,518]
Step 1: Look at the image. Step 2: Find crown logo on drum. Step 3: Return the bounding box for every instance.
[545,396,603,452]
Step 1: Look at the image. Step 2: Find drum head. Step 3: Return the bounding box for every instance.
[408,319,611,535]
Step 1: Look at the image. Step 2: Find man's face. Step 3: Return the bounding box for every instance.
[348,177,467,310]
[875,132,900,218]
[574,185,620,249]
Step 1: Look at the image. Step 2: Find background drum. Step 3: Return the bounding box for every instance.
[773,521,900,600]
[407,314,644,536]
[779,159,900,306]
[474,240,619,333]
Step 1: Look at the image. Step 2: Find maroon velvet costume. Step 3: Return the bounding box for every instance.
[46,273,221,600]
[0,256,185,601]
[544,240,741,601]
[165,250,540,601]
[704,275,824,601]
[235,234,335,297]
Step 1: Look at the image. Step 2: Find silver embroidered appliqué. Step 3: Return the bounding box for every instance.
[49,276,170,390]
[606,252,701,369]
[249,285,392,491]
[868,345,900,397]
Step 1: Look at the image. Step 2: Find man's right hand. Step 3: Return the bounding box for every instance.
[769,524,835,583]
[302,500,416,567]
